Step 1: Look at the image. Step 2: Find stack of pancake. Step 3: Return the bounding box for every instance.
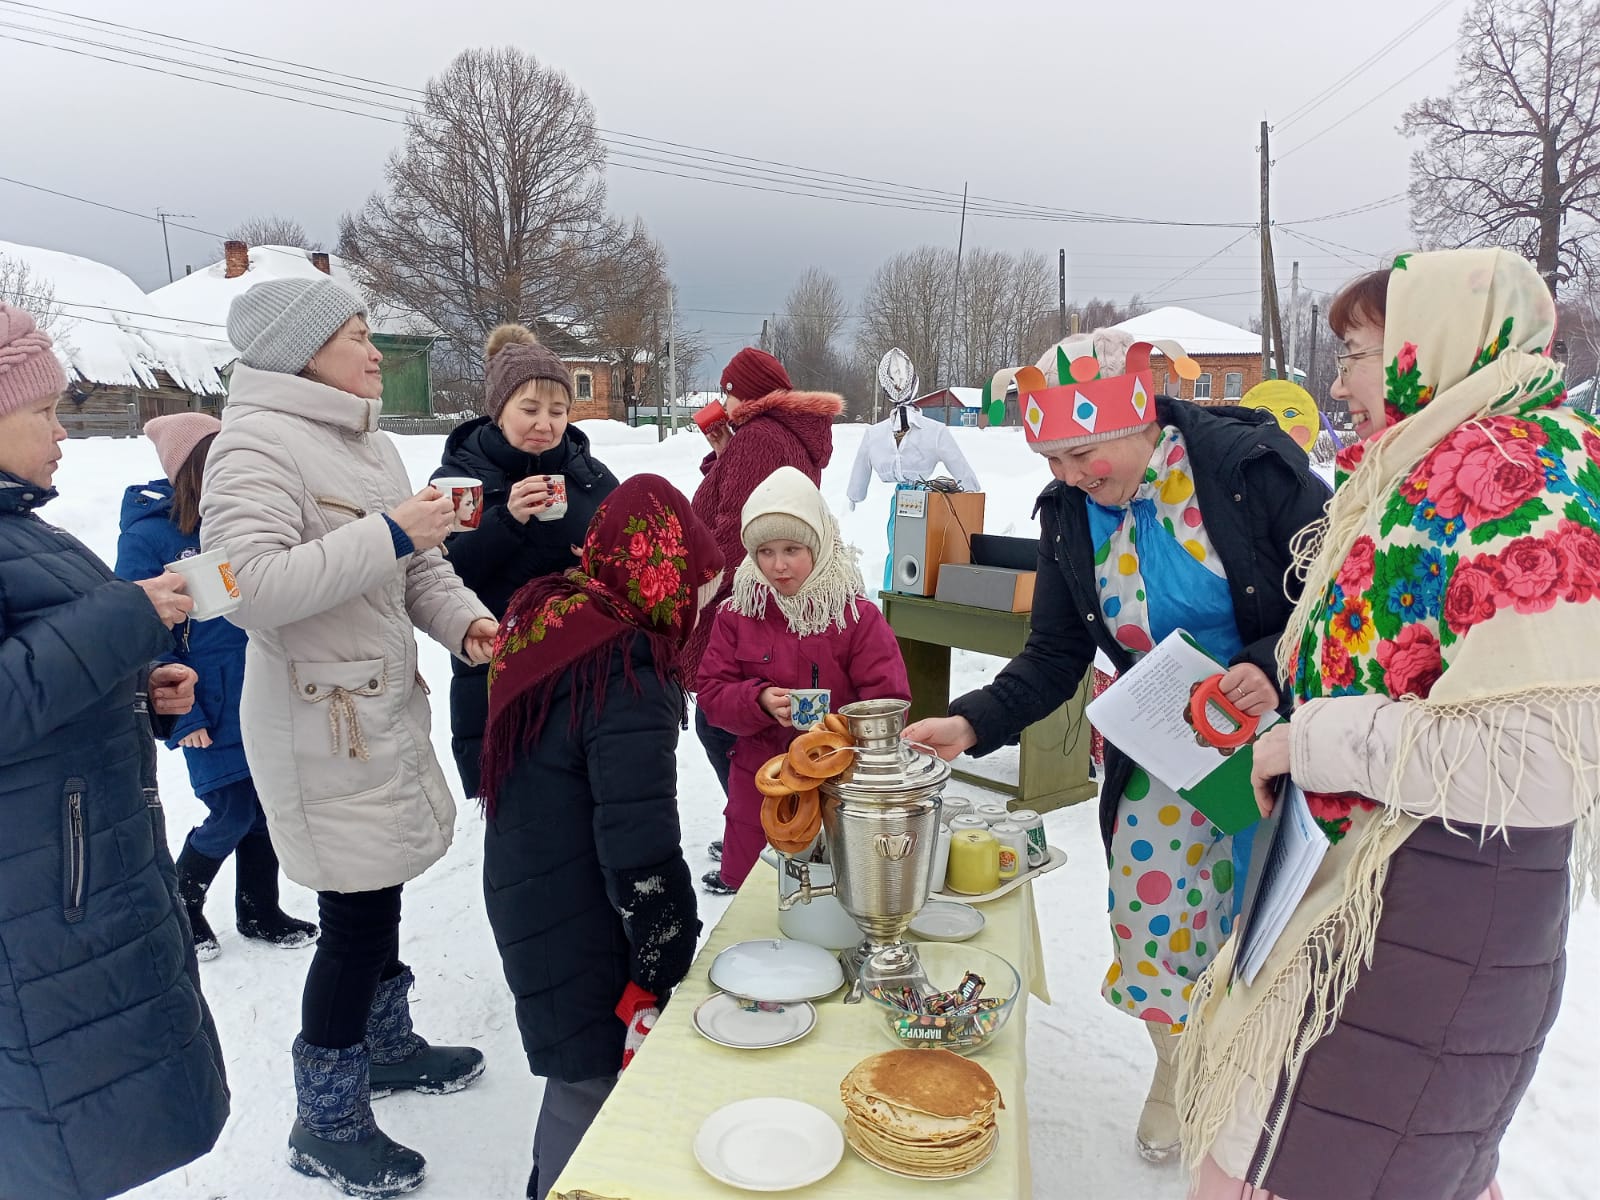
[840,1048,1003,1177]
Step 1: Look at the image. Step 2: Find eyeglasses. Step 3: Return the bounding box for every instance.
[1335,346,1383,381]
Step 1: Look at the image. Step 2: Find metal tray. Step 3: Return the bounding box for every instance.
[928,845,1067,905]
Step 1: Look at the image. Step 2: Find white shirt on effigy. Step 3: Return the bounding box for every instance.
[845,405,981,507]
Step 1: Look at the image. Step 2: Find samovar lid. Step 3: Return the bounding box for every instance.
[822,698,950,801]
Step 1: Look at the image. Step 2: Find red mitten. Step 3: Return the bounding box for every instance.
[615,981,659,1071]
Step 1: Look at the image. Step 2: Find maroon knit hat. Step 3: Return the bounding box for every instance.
[720,348,791,402]
[484,324,573,420]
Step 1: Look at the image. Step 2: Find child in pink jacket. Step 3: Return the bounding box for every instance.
[696,466,910,892]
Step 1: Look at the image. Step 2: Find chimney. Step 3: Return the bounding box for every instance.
[310,251,331,275]
[223,240,249,279]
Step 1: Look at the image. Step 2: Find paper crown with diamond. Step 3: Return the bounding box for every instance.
[982,334,1199,452]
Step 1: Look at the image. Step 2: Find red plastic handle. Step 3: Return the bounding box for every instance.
[1189,675,1259,750]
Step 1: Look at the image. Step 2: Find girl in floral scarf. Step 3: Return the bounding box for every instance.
[478,475,724,1200]
[1181,249,1600,1200]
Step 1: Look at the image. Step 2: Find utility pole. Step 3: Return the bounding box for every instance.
[156,208,193,284]
[666,292,679,436]
[652,309,664,440]
[946,183,969,388]
[1058,248,1068,340]
[1286,260,1300,387]
[1258,122,1287,382]
[1307,302,1321,403]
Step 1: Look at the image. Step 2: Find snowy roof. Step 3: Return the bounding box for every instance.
[913,386,983,408]
[1112,306,1265,357]
[0,239,225,395]
[149,245,439,346]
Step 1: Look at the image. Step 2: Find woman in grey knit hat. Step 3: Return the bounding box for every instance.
[200,275,498,1198]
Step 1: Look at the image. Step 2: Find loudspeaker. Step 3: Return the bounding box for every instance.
[889,488,986,596]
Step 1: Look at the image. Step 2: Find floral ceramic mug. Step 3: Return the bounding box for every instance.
[789,688,831,731]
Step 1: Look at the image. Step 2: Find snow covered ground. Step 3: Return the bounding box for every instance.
[43,421,1593,1199]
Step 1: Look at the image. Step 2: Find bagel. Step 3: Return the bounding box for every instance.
[755,754,791,798]
[823,712,850,736]
[788,729,855,780]
[761,787,821,855]
[778,756,814,794]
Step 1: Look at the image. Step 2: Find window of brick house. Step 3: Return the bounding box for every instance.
[1165,371,1184,397]
[574,371,593,401]
[1224,371,1244,399]
[1194,372,1213,401]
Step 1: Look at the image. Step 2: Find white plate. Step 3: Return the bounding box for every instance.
[694,1098,844,1191]
[709,938,845,1004]
[909,900,986,942]
[692,992,817,1050]
[931,845,1068,905]
[848,1127,999,1180]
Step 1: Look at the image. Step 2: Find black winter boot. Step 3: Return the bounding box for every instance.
[176,835,224,961]
[700,868,736,896]
[366,967,485,1098]
[288,1036,425,1198]
[235,828,318,947]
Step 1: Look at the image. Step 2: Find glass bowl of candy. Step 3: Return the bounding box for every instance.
[862,942,1021,1056]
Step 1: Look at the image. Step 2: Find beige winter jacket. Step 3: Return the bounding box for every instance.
[200,365,491,893]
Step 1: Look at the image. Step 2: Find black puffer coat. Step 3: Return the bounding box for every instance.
[951,398,1331,852]
[0,473,229,1200]
[433,418,618,795]
[482,633,699,1083]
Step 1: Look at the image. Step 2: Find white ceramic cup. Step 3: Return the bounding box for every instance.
[534,474,569,522]
[788,688,831,731]
[929,824,953,894]
[433,476,484,532]
[164,548,241,621]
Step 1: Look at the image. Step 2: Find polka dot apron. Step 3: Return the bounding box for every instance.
[1086,425,1252,1029]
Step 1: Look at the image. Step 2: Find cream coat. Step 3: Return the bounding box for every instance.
[200,365,491,893]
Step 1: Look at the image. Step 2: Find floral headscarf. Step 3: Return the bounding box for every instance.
[479,474,723,811]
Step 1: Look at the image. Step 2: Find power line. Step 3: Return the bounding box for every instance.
[1275,0,1454,130]
[1147,228,1261,297]
[1278,43,1457,159]
[1281,193,1408,225]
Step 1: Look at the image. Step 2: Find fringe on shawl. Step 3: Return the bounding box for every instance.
[1178,685,1600,1175]
[727,538,867,638]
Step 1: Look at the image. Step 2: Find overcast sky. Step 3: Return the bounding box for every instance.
[1,0,1472,384]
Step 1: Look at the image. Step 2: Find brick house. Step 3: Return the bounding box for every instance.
[529,317,636,423]
[1113,307,1302,405]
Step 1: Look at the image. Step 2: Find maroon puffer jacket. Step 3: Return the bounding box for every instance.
[1254,817,1571,1200]
[686,389,841,677]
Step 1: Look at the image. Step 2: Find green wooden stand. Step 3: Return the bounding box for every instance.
[881,591,1096,814]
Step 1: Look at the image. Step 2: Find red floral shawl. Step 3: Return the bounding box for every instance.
[479,474,723,812]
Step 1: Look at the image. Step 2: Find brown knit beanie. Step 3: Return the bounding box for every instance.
[484,324,573,420]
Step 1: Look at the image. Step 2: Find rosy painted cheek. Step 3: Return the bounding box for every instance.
[1089,458,1112,477]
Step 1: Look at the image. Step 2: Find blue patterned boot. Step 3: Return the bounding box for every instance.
[287,1036,426,1198]
[367,967,485,1098]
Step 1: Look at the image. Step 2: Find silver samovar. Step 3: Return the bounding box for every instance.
[777,698,947,996]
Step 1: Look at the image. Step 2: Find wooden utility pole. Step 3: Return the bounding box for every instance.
[1286,260,1300,386]
[946,184,969,388]
[1258,121,1286,381]
[652,309,664,440]
[666,292,679,435]
[1058,249,1068,340]
[156,208,193,284]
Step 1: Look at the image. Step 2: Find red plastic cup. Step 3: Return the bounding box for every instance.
[694,398,729,435]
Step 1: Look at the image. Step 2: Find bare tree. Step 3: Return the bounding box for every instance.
[223,214,312,253]
[338,47,614,389]
[0,254,63,337]
[1403,0,1600,294]
[856,246,957,394]
[770,267,852,394]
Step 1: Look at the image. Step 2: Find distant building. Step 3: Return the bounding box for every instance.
[0,238,225,437]
[1112,307,1305,405]
[912,386,982,426]
[151,242,440,416]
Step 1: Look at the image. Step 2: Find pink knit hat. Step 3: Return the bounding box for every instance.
[144,412,222,482]
[0,303,68,418]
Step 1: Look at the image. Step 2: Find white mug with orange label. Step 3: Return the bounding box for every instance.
[534,474,569,522]
[165,548,242,620]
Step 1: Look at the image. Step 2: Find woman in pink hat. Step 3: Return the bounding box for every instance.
[117,411,317,960]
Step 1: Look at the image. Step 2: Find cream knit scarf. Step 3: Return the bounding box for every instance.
[1178,248,1600,1176]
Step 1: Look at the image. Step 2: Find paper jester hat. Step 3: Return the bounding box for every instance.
[982,334,1199,452]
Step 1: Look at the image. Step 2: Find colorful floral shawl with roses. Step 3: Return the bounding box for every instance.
[479,474,724,813]
[1180,248,1600,1171]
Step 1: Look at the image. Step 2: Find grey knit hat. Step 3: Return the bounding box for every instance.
[742,511,821,558]
[227,277,368,375]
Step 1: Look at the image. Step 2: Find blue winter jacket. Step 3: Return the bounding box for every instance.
[115,480,251,796]
[0,471,229,1200]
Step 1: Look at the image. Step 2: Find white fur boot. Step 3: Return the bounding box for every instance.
[1136,1022,1181,1164]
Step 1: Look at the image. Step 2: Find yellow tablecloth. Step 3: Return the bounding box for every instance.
[551,859,1050,1200]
